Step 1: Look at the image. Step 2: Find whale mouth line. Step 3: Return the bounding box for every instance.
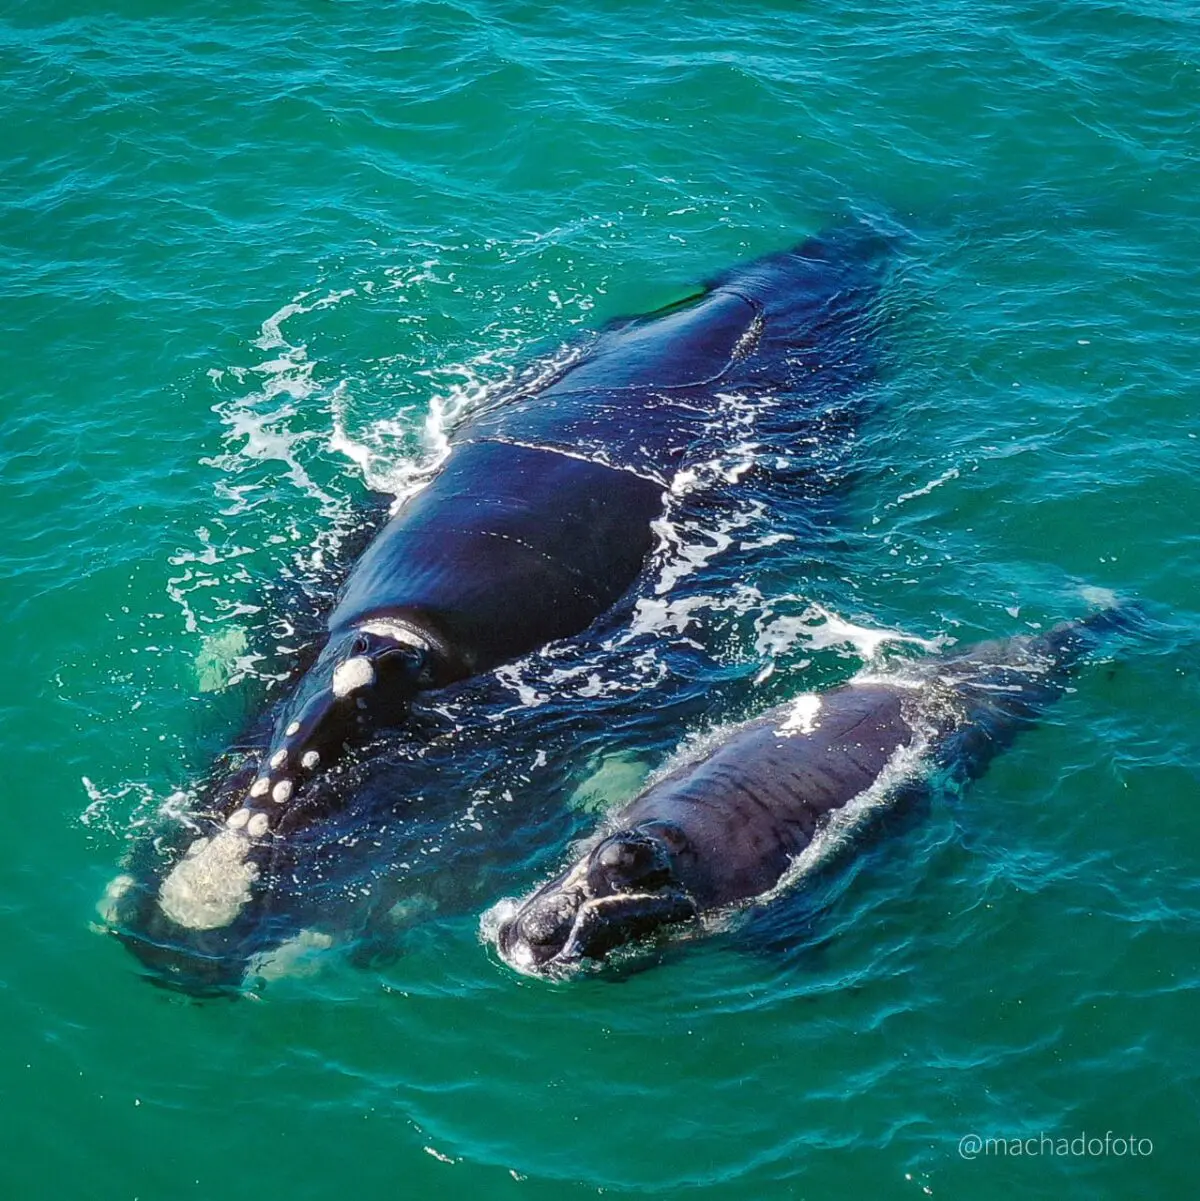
[555,891,663,965]
[499,884,697,978]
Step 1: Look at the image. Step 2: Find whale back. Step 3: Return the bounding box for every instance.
[468,225,895,480]
[615,608,1138,912]
[621,684,916,908]
[545,289,760,394]
[328,440,663,675]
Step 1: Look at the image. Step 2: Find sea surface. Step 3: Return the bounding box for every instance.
[2,0,1198,1197]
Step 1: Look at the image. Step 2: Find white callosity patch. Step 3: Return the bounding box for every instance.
[249,777,269,799]
[272,780,293,804]
[157,830,258,931]
[269,749,288,769]
[357,618,430,651]
[300,750,320,770]
[776,693,822,737]
[247,812,270,838]
[332,655,375,698]
[244,928,335,984]
[226,807,250,830]
[96,874,136,926]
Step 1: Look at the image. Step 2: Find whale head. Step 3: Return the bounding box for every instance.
[240,620,436,828]
[495,824,698,976]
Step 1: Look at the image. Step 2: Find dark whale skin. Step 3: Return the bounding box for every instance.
[495,607,1138,976]
[328,441,663,680]
[221,223,895,831]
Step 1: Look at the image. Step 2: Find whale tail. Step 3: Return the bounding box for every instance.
[927,596,1146,781]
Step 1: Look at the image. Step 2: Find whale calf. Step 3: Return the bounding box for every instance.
[493,605,1137,977]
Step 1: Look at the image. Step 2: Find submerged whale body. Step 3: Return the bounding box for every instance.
[104,225,897,990]
[493,605,1138,977]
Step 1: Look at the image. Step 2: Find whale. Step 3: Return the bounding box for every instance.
[493,604,1138,977]
[103,224,897,985]
[233,224,894,837]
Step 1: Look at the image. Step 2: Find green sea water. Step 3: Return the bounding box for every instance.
[3,1,1199,1197]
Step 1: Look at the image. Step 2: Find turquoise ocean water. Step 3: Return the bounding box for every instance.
[2,1,1198,1197]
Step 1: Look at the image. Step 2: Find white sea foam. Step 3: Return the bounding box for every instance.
[892,465,960,506]
[479,896,522,947]
[169,288,361,641]
[330,341,585,503]
[754,601,943,663]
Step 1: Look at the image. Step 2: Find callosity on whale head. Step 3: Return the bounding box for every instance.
[496,824,699,975]
[243,619,435,820]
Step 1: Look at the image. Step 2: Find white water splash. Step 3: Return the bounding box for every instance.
[330,341,585,504]
[776,693,822,737]
[893,465,960,507]
[754,601,944,664]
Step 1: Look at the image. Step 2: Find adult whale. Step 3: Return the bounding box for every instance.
[493,604,1138,976]
[219,224,894,839]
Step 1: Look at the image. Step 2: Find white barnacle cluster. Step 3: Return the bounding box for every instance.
[157,830,259,931]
